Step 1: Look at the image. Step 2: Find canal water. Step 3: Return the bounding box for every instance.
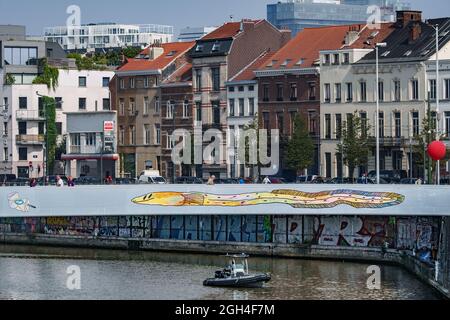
[0,245,440,300]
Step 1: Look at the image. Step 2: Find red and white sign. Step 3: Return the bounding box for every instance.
[104,121,114,132]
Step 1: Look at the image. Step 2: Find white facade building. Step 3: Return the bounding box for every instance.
[44,23,174,51]
[178,27,217,42]
[0,67,114,178]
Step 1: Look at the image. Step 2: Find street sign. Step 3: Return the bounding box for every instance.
[104,121,114,132]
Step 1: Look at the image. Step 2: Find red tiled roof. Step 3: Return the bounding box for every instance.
[230,51,276,82]
[118,42,195,72]
[346,23,395,49]
[201,20,263,40]
[164,63,192,84]
[259,24,366,70]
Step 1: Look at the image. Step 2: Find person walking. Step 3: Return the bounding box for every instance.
[56,175,64,187]
[207,175,216,186]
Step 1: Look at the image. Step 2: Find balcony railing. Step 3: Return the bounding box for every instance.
[16,110,45,121]
[16,135,45,145]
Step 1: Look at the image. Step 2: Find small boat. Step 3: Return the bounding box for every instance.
[203,254,271,288]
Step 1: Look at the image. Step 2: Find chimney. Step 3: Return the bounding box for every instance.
[396,10,422,28]
[148,45,164,60]
[345,31,359,46]
[410,22,422,43]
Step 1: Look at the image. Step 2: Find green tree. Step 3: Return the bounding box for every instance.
[285,115,315,175]
[43,96,57,175]
[337,111,371,179]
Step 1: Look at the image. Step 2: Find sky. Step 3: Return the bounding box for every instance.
[0,0,449,36]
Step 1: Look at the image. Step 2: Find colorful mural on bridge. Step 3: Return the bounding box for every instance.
[132,190,405,209]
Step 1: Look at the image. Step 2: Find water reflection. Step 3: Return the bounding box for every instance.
[0,245,440,300]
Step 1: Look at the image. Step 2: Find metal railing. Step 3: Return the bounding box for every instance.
[16,135,45,145]
[16,110,45,121]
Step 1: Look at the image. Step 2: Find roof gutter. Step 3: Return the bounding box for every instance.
[115,69,162,77]
[254,67,319,77]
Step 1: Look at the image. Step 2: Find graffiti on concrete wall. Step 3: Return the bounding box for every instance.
[397,217,439,250]
[131,190,405,209]
[313,216,395,247]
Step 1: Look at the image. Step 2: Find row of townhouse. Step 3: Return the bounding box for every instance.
[320,11,450,180]
[109,11,450,182]
[111,19,291,179]
[1,28,116,180]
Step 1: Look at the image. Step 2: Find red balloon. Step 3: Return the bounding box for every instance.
[427,141,447,161]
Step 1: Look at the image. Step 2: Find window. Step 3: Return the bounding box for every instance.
[38,122,45,135]
[55,97,63,109]
[325,114,331,139]
[249,98,255,116]
[394,80,401,101]
[183,100,189,118]
[308,111,317,135]
[102,77,110,87]
[394,112,401,138]
[195,70,202,91]
[18,147,27,161]
[79,98,86,110]
[238,86,244,92]
[360,112,367,138]
[144,125,151,145]
[378,81,384,102]
[445,79,450,100]
[129,126,136,145]
[130,78,135,89]
[19,97,27,109]
[333,54,340,65]
[3,97,8,112]
[211,67,220,92]
[129,98,136,116]
[335,114,342,139]
[335,83,342,102]
[4,47,37,66]
[277,112,284,135]
[276,84,284,101]
[143,77,150,88]
[412,112,420,136]
[379,112,384,138]
[212,102,221,124]
[143,97,149,115]
[119,126,125,145]
[86,133,96,146]
[56,122,62,135]
[238,98,244,116]
[3,148,8,161]
[166,101,174,119]
[228,86,235,92]
[18,122,27,135]
[79,76,87,87]
[411,80,419,100]
[346,83,353,102]
[119,99,125,116]
[120,78,125,89]
[263,84,270,101]
[290,83,298,101]
[429,79,437,100]
[263,112,270,130]
[103,98,110,110]
[229,99,235,117]
[323,54,330,65]
[308,82,316,100]
[445,112,450,136]
[196,102,202,122]
[155,125,161,145]
[343,53,350,64]
[248,85,254,92]
[155,97,160,114]
[71,133,81,147]
[360,81,367,102]
[324,84,331,103]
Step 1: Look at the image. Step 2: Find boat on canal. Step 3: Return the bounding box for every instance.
[203,254,271,288]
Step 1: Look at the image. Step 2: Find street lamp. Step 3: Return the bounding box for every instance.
[375,42,387,185]
[36,92,63,184]
[432,24,441,185]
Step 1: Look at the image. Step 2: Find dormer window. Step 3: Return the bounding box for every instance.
[369,31,379,39]
[404,50,412,57]
[195,44,204,52]
[381,51,391,57]
[281,59,292,67]
[266,60,278,68]
[324,54,331,65]
[212,42,221,52]
[166,50,177,57]
[295,58,305,66]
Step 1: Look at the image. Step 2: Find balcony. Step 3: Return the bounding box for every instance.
[16,110,45,121]
[16,134,45,145]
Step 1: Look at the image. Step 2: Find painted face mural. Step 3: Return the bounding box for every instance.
[132,189,405,209]
[8,193,37,213]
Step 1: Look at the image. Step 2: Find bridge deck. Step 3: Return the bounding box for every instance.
[1,185,447,217]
